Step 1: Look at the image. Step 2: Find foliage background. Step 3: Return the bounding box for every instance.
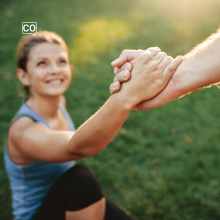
[1,0,220,219]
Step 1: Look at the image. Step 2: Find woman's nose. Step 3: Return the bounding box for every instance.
[49,63,60,74]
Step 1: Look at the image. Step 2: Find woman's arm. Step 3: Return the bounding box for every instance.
[9,96,131,163]
[9,48,180,163]
[69,50,182,159]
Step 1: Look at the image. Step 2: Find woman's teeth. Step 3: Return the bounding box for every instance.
[47,79,62,84]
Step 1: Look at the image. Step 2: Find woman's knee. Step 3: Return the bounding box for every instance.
[65,164,98,183]
[61,164,102,195]
[64,165,104,211]
[74,165,102,191]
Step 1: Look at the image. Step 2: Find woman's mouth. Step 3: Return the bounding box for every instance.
[46,79,64,85]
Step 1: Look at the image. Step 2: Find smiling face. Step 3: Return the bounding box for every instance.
[23,42,71,97]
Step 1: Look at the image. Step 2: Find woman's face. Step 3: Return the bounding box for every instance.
[26,42,72,97]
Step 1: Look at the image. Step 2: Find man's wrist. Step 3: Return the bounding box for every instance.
[172,60,200,98]
[173,32,220,99]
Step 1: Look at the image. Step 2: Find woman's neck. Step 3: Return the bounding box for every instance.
[26,94,61,120]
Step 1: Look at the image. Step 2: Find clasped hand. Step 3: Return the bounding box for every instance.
[110,47,183,110]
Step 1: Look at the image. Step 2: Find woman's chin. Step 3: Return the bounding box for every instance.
[43,88,67,97]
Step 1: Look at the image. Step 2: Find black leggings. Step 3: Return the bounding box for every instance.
[32,164,136,220]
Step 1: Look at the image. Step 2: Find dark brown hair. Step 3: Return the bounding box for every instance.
[17,31,69,94]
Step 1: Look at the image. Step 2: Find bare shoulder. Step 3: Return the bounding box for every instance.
[9,116,47,141]
[9,117,34,142]
[7,116,49,164]
[8,116,50,148]
[7,116,75,163]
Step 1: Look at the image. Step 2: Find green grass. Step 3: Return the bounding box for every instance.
[1,0,220,219]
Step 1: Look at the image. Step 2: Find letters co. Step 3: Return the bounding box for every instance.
[22,22,37,36]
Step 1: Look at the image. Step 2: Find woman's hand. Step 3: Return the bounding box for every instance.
[110,48,159,94]
[110,48,183,109]
[109,64,132,94]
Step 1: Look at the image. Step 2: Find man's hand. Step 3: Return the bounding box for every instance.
[111,29,220,110]
[110,49,182,110]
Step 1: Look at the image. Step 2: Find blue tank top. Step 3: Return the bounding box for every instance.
[4,102,75,220]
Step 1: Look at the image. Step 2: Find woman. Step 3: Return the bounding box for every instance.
[4,31,182,220]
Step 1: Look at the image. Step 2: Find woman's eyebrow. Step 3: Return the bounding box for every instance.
[36,57,48,60]
[59,55,68,59]
[34,57,49,63]
[34,55,68,62]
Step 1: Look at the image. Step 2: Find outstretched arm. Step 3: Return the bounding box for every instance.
[111,28,220,110]
[11,49,175,164]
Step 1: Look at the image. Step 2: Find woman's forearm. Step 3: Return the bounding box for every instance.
[67,48,181,157]
[173,29,220,98]
[67,93,132,158]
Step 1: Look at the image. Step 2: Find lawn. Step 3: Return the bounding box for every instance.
[1,0,220,219]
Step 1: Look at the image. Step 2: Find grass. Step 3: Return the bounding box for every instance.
[1,0,220,219]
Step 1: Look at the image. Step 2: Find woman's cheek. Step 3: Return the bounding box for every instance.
[38,69,48,79]
[64,69,72,81]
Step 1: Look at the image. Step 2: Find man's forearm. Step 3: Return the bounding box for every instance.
[110,29,220,111]
[173,28,220,98]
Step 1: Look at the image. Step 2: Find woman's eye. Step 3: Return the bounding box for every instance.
[60,60,67,64]
[37,61,46,66]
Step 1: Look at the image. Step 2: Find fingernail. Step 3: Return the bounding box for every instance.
[124,63,130,69]
[176,55,182,60]
[113,82,117,89]
[114,67,118,74]
[122,71,129,79]
[111,59,119,66]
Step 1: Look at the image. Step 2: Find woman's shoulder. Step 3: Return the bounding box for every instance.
[7,117,38,164]
[8,115,50,144]
[9,116,36,137]
[7,116,51,164]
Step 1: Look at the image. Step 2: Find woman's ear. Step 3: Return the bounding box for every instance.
[16,68,31,86]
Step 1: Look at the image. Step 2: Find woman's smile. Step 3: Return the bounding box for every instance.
[46,78,64,85]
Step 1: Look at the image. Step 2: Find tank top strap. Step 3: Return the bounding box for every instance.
[10,101,75,131]
[15,102,53,129]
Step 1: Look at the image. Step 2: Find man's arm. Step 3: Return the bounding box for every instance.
[174,29,220,96]
[111,28,220,110]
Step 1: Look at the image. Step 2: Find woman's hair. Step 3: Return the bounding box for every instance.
[17,31,69,94]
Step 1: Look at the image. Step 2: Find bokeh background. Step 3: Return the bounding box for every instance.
[1,0,220,219]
